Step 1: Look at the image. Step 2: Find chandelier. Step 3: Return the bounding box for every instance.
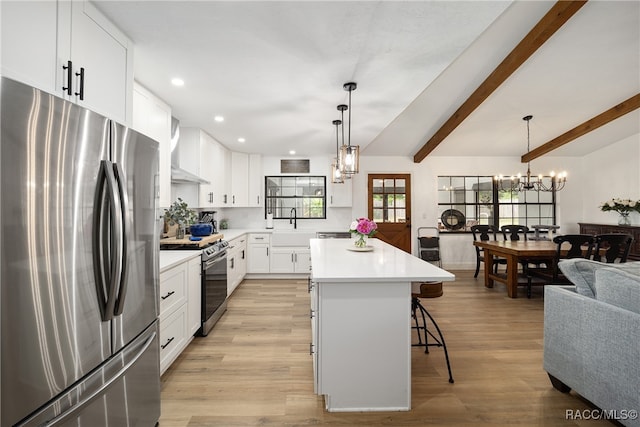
[494,115,567,192]
[339,82,359,175]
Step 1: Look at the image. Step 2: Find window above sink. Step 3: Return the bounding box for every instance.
[265,176,326,220]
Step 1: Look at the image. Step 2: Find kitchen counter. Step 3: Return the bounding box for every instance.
[310,238,455,282]
[309,238,454,412]
[159,251,201,273]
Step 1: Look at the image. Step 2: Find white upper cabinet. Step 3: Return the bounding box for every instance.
[132,82,172,208]
[1,1,59,93]
[248,154,263,207]
[230,152,249,207]
[1,0,133,124]
[329,176,353,207]
[228,152,262,208]
[210,140,230,207]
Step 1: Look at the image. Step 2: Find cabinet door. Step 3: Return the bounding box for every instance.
[159,305,187,375]
[0,1,60,95]
[198,132,216,207]
[159,263,187,318]
[330,178,353,207]
[248,154,263,207]
[70,1,132,123]
[231,152,249,207]
[210,141,229,207]
[270,248,295,273]
[227,252,237,295]
[187,258,202,336]
[132,83,172,208]
[294,249,312,274]
[247,244,270,273]
[238,241,248,278]
[309,280,318,392]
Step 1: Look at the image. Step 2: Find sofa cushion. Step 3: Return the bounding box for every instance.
[558,259,640,298]
[595,268,640,315]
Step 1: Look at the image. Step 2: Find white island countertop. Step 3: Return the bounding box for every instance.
[310,238,455,283]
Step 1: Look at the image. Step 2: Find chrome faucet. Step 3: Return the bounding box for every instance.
[289,207,297,229]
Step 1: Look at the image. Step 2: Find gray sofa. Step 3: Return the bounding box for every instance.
[544,259,640,427]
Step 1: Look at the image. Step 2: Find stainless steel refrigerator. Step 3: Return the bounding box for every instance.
[0,77,161,426]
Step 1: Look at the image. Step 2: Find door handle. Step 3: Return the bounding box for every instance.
[113,162,129,316]
[62,60,73,96]
[75,67,85,100]
[94,160,123,322]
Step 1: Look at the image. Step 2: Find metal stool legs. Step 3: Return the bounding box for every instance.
[411,296,454,383]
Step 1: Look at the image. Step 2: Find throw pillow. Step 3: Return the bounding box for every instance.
[558,259,640,298]
[557,259,604,297]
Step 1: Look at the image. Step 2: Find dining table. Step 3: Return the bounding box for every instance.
[473,240,558,298]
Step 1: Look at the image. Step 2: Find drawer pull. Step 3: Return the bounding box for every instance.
[161,291,175,300]
[161,337,175,350]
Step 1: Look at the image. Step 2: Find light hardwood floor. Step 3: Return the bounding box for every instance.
[159,271,613,426]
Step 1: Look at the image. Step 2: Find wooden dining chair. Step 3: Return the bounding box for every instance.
[501,224,529,241]
[526,234,596,298]
[593,233,633,263]
[471,225,506,278]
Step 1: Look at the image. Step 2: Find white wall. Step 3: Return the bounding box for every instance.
[577,133,640,225]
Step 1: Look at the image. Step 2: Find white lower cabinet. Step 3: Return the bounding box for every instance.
[247,233,270,273]
[187,257,202,336]
[159,254,201,375]
[159,304,187,375]
[270,247,311,273]
[227,235,247,295]
[309,278,318,393]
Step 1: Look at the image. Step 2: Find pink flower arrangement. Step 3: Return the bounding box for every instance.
[349,217,378,237]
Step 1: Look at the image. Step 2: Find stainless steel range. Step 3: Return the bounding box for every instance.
[200,240,229,336]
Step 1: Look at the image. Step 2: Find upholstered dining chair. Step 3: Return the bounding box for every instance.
[471,224,506,278]
[526,234,596,298]
[593,233,633,263]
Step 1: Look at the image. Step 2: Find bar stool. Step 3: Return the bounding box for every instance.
[411,281,454,383]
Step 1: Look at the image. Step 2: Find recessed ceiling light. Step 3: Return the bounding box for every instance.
[289,150,296,155]
[237,137,246,143]
[214,115,224,122]
[171,78,185,87]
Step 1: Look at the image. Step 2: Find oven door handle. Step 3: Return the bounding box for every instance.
[203,253,227,269]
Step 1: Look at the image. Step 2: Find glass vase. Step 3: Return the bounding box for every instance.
[354,234,367,248]
[618,212,631,226]
[176,224,186,239]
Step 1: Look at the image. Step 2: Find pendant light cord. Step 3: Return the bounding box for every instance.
[347,88,352,148]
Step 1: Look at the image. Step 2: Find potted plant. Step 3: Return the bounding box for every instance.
[164,198,197,239]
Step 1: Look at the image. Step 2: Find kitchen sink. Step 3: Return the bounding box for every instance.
[270,231,315,247]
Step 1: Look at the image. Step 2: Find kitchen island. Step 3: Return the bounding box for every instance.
[309,238,455,412]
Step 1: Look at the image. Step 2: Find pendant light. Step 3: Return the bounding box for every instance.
[336,103,351,179]
[494,115,567,192]
[339,82,359,175]
[331,119,344,184]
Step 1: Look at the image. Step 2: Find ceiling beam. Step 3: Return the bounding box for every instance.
[413,0,587,163]
[522,93,640,162]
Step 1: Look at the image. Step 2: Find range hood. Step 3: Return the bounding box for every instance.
[170,117,210,184]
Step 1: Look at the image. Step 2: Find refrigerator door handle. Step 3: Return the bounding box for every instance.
[41,331,157,427]
[93,160,123,321]
[113,162,129,316]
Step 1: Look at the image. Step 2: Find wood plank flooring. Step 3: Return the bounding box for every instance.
[159,271,613,426]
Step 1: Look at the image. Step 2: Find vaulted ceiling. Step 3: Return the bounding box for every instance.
[94,1,640,161]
